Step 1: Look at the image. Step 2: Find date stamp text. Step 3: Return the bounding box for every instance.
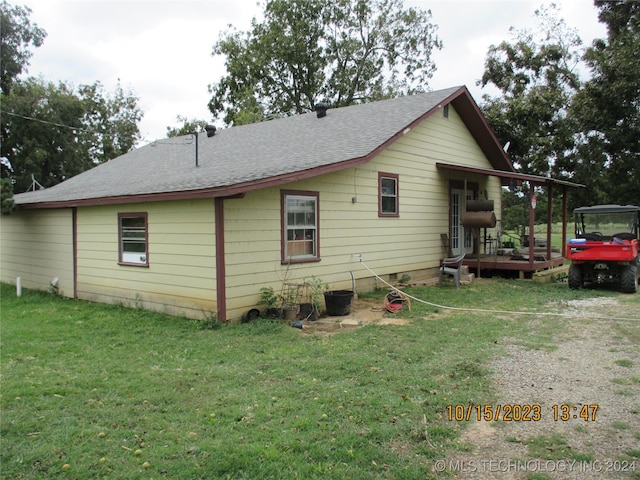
[445,404,599,422]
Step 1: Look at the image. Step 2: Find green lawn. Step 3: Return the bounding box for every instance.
[0,281,624,479]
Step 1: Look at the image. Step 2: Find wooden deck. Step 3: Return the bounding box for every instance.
[463,251,566,279]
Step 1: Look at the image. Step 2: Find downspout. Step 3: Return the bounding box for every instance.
[72,207,78,299]
[215,198,226,321]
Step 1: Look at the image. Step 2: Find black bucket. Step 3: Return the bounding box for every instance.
[300,303,319,321]
[324,290,354,316]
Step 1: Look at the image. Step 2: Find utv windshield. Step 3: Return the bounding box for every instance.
[575,210,639,239]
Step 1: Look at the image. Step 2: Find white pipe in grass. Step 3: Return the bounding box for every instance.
[16,277,22,297]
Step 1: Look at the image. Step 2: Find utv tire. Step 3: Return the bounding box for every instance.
[568,264,583,290]
[620,265,638,294]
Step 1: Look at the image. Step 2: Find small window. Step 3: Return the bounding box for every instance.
[379,173,399,217]
[282,191,319,263]
[119,213,148,266]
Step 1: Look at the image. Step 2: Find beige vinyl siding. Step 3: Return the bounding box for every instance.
[222,104,502,319]
[75,199,216,318]
[0,209,74,296]
[1,102,503,322]
[223,189,282,319]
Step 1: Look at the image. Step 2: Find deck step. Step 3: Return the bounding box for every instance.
[533,264,570,283]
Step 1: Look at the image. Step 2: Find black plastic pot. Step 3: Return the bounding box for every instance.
[241,308,260,323]
[299,303,319,321]
[324,290,354,316]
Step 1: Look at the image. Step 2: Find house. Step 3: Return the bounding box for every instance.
[1,86,521,321]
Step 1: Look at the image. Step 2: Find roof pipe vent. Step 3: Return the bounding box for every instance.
[205,125,217,137]
[314,103,328,118]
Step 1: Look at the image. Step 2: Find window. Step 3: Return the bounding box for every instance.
[282,191,319,263]
[379,173,399,217]
[119,213,148,266]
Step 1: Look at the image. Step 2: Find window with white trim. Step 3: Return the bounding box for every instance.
[119,213,148,266]
[282,191,319,262]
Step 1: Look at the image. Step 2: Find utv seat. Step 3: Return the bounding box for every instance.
[613,232,636,241]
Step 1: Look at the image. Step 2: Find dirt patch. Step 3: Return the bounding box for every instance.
[299,297,411,337]
[444,297,640,479]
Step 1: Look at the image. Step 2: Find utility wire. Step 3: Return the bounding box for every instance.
[0,110,88,132]
[359,260,634,321]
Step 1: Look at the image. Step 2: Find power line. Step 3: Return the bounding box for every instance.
[0,110,88,132]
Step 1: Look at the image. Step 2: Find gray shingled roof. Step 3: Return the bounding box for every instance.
[14,86,468,206]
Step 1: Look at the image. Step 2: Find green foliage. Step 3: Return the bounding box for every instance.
[1,77,142,193]
[77,81,142,164]
[524,433,592,461]
[615,359,634,368]
[303,275,329,309]
[0,2,142,194]
[479,4,582,178]
[480,2,640,208]
[1,177,15,213]
[501,188,528,235]
[569,0,640,206]
[258,286,280,308]
[0,0,47,95]
[501,188,564,235]
[166,115,211,138]
[202,310,224,330]
[209,0,442,126]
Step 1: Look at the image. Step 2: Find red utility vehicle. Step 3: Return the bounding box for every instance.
[567,205,639,293]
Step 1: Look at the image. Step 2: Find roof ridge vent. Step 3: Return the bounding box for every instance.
[205,125,217,137]
[314,103,328,118]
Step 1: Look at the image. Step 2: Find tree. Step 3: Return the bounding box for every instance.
[2,78,142,194]
[209,0,442,126]
[0,2,143,206]
[1,0,46,208]
[478,3,596,220]
[166,115,210,138]
[479,4,583,179]
[1,177,14,213]
[0,0,46,95]
[77,81,143,165]
[570,0,640,206]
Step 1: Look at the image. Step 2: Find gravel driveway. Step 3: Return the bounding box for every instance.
[444,295,640,479]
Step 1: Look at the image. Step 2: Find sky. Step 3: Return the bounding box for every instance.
[20,0,608,145]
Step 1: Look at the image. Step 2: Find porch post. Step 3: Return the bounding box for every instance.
[546,183,553,261]
[528,181,535,270]
[561,187,568,258]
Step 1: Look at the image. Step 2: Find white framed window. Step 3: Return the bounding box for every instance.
[282,191,319,263]
[119,212,148,266]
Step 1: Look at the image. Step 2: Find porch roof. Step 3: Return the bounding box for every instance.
[435,162,585,189]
